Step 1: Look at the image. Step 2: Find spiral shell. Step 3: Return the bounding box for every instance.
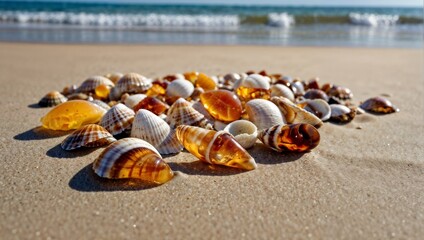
[245,99,285,130]
[258,123,320,152]
[166,79,194,99]
[61,124,116,150]
[166,98,212,129]
[360,97,399,114]
[329,104,356,123]
[38,91,68,107]
[114,73,152,97]
[223,120,258,149]
[271,96,323,128]
[270,84,295,102]
[176,125,257,170]
[99,103,135,135]
[297,99,331,121]
[131,109,182,155]
[92,138,174,184]
[77,76,114,94]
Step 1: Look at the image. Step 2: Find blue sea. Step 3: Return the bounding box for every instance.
[0,1,422,47]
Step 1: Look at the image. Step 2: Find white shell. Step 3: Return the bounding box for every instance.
[245,99,285,130]
[298,99,331,121]
[131,109,182,155]
[124,94,147,109]
[270,84,295,102]
[291,80,305,96]
[271,96,323,128]
[166,98,212,129]
[99,103,135,135]
[166,79,194,99]
[329,104,356,123]
[223,73,241,83]
[213,120,228,131]
[235,74,270,90]
[223,120,258,149]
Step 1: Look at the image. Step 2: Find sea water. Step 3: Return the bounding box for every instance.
[0,1,422,47]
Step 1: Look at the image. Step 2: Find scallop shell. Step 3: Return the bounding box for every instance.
[329,104,356,123]
[223,120,258,149]
[297,99,331,121]
[131,109,182,155]
[166,79,194,99]
[104,72,123,84]
[124,94,147,109]
[77,76,114,93]
[245,99,285,130]
[176,125,257,170]
[271,96,323,128]
[60,124,116,150]
[166,98,212,129]
[99,103,135,135]
[270,84,295,102]
[360,97,399,114]
[90,99,111,111]
[115,73,152,97]
[92,138,174,184]
[257,123,320,152]
[38,91,68,107]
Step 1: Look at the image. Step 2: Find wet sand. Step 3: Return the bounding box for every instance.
[0,43,423,239]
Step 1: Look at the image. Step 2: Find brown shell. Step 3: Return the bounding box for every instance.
[303,89,329,102]
[115,73,152,97]
[77,76,114,93]
[61,124,116,150]
[99,103,135,135]
[166,98,212,129]
[360,97,399,114]
[38,91,68,107]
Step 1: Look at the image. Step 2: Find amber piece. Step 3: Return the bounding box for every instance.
[163,74,178,82]
[200,90,242,122]
[133,96,168,115]
[258,123,320,152]
[196,73,216,91]
[146,81,167,97]
[360,97,399,114]
[176,125,257,170]
[183,71,198,83]
[95,84,111,99]
[41,100,106,131]
[236,86,271,102]
[93,138,174,184]
[307,78,320,90]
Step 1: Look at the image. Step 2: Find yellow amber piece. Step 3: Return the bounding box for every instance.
[196,73,216,91]
[236,86,271,102]
[41,100,106,131]
[95,84,111,99]
[183,71,198,83]
[146,82,166,97]
[200,90,242,122]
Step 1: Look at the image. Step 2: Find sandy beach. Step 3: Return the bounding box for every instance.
[0,43,423,239]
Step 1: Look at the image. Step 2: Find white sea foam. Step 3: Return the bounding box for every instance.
[349,13,399,26]
[0,11,240,28]
[267,13,295,27]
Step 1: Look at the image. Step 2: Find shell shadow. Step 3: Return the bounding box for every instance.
[27,103,44,109]
[168,161,245,176]
[46,143,98,159]
[14,126,72,141]
[69,163,160,192]
[248,143,305,165]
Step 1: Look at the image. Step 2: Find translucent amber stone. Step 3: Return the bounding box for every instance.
[236,86,271,102]
[200,90,242,122]
[183,71,198,83]
[146,82,166,97]
[133,96,168,115]
[95,84,110,99]
[196,73,216,91]
[41,100,106,131]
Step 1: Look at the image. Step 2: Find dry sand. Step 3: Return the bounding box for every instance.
[0,43,423,239]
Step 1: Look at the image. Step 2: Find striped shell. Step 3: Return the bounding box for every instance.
[360,97,399,114]
[270,84,295,102]
[38,91,68,107]
[77,76,114,93]
[271,96,323,128]
[61,124,116,150]
[166,79,194,99]
[90,99,111,111]
[297,99,331,121]
[245,99,285,130]
[104,72,123,84]
[176,125,257,170]
[258,123,320,152]
[329,104,356,123]
[99,103,135,135]
[223,120,258,149]
[166,98,212,129]
[131,109,182,155]
[115,73,152,97]
[124,94,147,109]
[92,138,174,184]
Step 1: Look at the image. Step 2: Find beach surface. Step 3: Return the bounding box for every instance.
[0,43,423,239]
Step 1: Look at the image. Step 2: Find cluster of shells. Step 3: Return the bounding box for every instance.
[38,71,399,184]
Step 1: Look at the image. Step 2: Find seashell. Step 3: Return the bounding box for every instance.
[61,124,116,150]
[303,89,329,102]
[329,104,356,123]
[90,99,111,111]
[124,94,147,109]
[271,96,323,128]
[176,125,257,170]
[99,103,135,135]
[297,99,331,121]
[38,91,68,107]
[223,120,258,149]
[114,73,152,97]
[213,120,228,131]
[258,123,320,152]
[166,79,194,99]
[306,77,320,90]
[327,85,353,100]
[190,87,204,101]
[133,96,169,116]
[131,109,182,155]
[200,90,243,122]
[239,74,270,89]
[166,98,212,129]
[270,84,295,102]
[360,97,399,114]
[245,99,285,130]
[235,74,271,102]
[92,138,174,184]
[291,80,305,97]
[104,72,123,84]
[66,92,89,101]
[77,76,114,94]
[41,100,106,131]
[61,84,78,96]
[223,73,241,83]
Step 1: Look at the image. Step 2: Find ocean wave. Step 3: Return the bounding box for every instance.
[349,13,399,26]
[267,13,295,27]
